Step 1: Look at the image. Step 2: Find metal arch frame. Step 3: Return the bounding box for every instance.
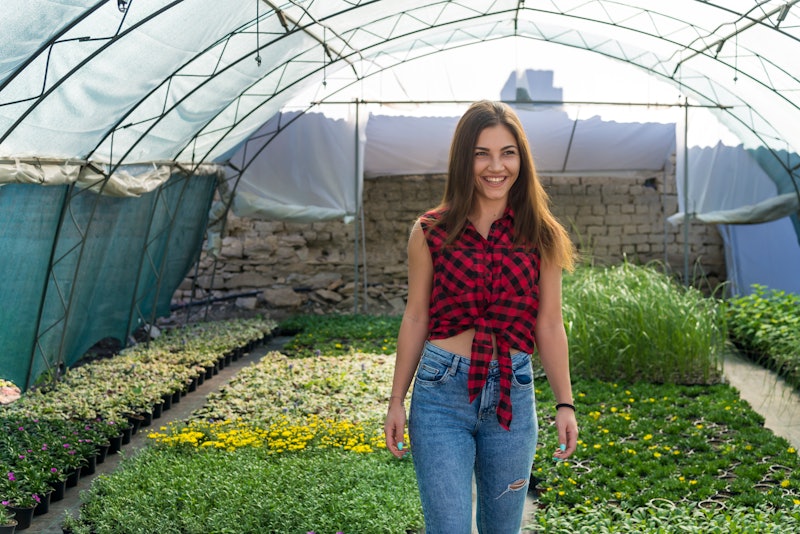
[84,2,364,167]
[6,1,795,168]
[0,1,187,146]
[5,1,799,384]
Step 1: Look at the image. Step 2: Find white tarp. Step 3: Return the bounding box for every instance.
[671,141,800,295]
[228,109,366,223]
[364,109,675,177]
[0,160,219,197]
[228,107,675,221]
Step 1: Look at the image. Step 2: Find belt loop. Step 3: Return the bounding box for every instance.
[448,354,461,376]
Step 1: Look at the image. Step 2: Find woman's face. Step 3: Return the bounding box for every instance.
[472,124,520,206]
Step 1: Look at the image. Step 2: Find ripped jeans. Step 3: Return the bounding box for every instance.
[408,341,538,534]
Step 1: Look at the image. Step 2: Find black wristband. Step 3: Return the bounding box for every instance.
[556,403,576,412]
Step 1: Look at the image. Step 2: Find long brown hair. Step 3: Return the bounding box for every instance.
[429,100,575,271]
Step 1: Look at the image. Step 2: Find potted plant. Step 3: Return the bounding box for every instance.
[0,505,17,534]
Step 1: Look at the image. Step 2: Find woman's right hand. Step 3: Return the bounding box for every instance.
[384,400,408,458]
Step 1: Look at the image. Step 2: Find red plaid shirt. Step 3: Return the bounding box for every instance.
[421,207,540,430]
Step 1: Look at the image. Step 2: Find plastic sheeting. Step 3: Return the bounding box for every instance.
[671,141,800,295]
[227,110,366,223]
[364,110,675,176]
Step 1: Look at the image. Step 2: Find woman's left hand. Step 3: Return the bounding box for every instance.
[552,408,578,461]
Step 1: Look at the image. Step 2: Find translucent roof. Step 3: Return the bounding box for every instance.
[1,0,798,178]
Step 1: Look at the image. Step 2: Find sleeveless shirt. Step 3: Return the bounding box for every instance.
[420,206,541,430]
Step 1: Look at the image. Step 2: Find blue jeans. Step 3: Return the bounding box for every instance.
[408,341,538,534]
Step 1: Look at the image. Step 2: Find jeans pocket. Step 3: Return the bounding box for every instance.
[415,357,451,385]
[511,358,534,390]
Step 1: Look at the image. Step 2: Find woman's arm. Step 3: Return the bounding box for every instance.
[384,220,433,458]
[535,259,578,460]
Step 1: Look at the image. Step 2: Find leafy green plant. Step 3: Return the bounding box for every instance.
[532,379,799,513]
[279,314,401,357]
[562,262,726,385]
[726,284,800,388]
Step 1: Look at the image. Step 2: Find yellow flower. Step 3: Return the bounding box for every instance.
[643,434,653,441]
[781,479,790,488]
[788,447,796,454]
[653,452,662,458]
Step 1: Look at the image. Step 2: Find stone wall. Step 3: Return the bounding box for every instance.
[174,169,725,318]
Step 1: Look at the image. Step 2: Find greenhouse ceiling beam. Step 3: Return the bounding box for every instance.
[309,99,729,109]
[0,0,107,94]
[262,0,363,74]
[671,0,800,76]
[0,1,186,146]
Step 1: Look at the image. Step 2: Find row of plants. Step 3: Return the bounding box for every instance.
[65,349,421,533]
[1,316,276,531]
[726,284,800,389]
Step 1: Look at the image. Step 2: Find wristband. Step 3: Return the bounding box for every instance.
[555,402,576,412]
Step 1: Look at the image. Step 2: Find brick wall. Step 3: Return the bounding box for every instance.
[175,170,725,317]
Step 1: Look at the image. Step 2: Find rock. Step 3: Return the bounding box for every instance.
[262,287,304,308]
[235,296,258,309]
[315,289,344,302]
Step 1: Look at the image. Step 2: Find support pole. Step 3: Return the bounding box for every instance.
[682,98,691,286]
[353,100,360,314]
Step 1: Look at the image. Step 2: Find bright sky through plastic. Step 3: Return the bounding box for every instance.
[294,37,740,148]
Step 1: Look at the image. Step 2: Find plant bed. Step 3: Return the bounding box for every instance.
[0,317,277,522]
[726,285,800,390]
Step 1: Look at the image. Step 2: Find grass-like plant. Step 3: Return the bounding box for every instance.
[75,447,419,534]
[562,262,726,385]
[726,284,800,389]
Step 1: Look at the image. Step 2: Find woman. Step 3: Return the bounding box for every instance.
[384,100,578,534]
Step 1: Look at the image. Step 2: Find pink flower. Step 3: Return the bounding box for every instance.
[33,494,41,503]
[51,468,58,473]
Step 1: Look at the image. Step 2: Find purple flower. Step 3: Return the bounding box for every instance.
[18,455,25,460]
[41,444,48,451]
[1,500,9,506]
[7,472,16,482]
[50,468,58,473]
[33,494,41,503]
[17,426,24,431]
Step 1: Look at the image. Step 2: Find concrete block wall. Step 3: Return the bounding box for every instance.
[175,170,725,316]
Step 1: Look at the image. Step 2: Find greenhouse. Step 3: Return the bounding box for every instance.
[1,1,799,532]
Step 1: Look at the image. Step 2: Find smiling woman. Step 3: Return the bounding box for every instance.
[384,100,578,533]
